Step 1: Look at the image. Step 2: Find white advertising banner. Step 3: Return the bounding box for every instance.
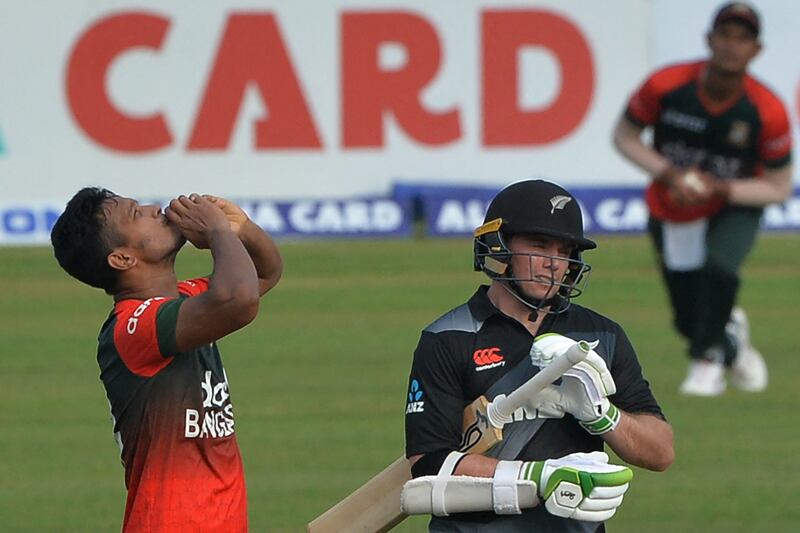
[1,1,798,243]
[0,0,648,204]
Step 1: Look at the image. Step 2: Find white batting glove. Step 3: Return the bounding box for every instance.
[521,451,632,522]
[530,334,621,435]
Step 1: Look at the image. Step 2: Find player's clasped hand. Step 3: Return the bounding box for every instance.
[661,166,717,206]
[530,334,621,435]
[203,195,250,236]
[165,194,232,249]
[521,452,632,522]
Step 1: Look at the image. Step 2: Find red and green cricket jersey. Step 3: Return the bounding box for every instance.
[625,60,792,222]
[96,278,247,532]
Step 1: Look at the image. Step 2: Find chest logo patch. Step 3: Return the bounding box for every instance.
[473,347,505,371]
[728,120,750,148]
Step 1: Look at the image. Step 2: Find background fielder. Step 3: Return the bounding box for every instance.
[613,2,793,396]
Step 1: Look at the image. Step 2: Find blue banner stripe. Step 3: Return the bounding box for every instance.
[393,183,800,236]
[2,185,799,244]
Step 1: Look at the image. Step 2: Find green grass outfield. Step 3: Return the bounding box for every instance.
[1,234,798,532]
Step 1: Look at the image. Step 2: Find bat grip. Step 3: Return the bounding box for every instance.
[486,400,514,429]
[488,340,592,426]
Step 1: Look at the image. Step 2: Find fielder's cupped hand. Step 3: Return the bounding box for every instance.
[165,194,232,249]
[665,167,715,206]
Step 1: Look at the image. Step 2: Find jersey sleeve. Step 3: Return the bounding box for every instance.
[624,72,663,127]
[758,97,792,168]
[404,331,466,458]
[113,296,186,377]
[608,326,666,420]
[178,277,210,296]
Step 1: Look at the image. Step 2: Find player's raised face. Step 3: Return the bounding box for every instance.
[507,234,574,301]
[707,21,761,74]
[102,196,185,263]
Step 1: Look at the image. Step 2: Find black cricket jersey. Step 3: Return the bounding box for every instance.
[97,278,247,533]
[405,286,664,532]
[624,60,792,222]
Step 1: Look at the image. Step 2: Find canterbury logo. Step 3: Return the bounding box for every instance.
[549,195,572,214]
[473,347,505,371]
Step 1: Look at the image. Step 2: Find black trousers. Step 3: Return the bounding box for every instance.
[648,207,762,364]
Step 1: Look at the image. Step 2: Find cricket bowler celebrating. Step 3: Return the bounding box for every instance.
[51,189,282,532]
[404,180,674,531]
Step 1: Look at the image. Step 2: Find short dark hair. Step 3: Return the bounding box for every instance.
[51,187,123,294]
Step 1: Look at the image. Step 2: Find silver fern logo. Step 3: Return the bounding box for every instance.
[549,195,572,214]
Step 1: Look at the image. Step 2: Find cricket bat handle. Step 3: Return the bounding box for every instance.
[487,340,591,428]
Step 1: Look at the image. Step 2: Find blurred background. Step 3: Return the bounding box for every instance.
[1,0,798,531]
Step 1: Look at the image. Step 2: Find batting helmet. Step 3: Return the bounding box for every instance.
[473,180,595,314]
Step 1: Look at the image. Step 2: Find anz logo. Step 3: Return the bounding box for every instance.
[405,379,425,414]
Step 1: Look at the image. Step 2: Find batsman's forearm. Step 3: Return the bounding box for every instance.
[410,451,500,479]
[452,453,499,478]
[603,411,674,472]
[239,220,283,295]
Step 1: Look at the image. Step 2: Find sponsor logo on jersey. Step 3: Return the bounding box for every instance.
[125,297,166,334]
[185,370,236,438]
[662,109,707,132]
[406,379,425,414]
[473,347,505,371]
[727,120,750,148]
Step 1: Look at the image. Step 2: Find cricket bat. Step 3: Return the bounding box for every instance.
[307,340,592,533]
